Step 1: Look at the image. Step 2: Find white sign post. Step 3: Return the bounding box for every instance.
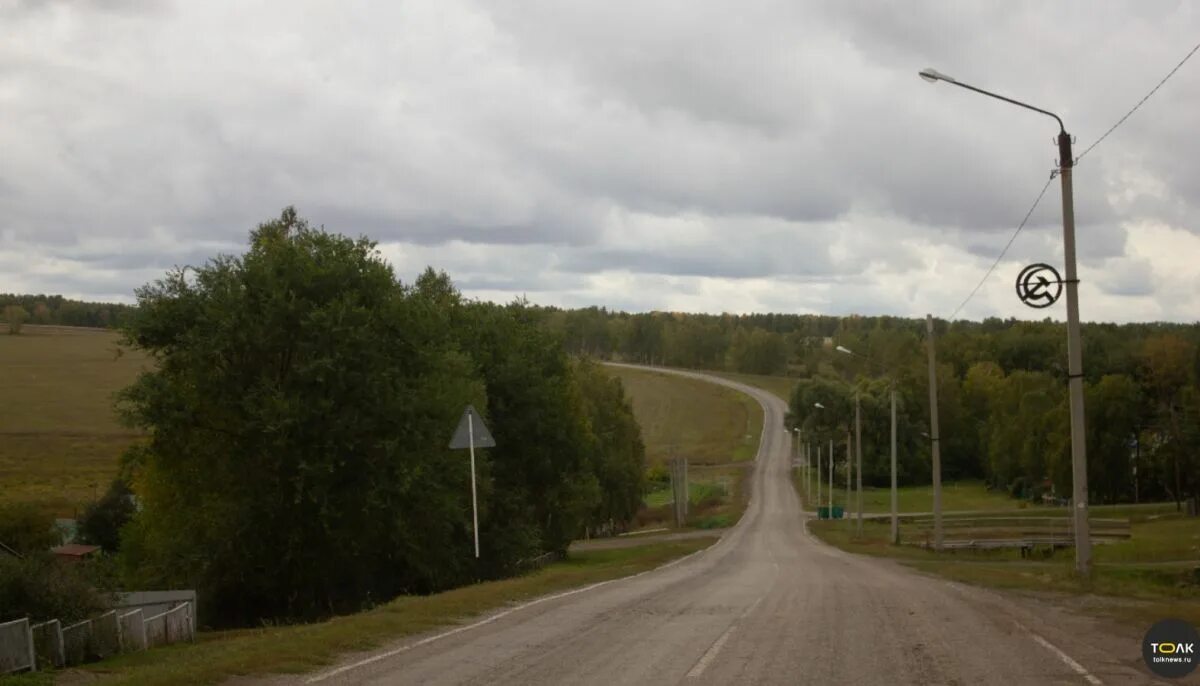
[449,405,496,559]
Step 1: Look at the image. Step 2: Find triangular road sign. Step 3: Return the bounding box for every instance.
[449,405,496,449]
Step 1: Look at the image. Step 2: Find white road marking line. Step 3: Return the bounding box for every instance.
[1016,622,1103,685]
[685,594,766,678]
[304,545,713,683]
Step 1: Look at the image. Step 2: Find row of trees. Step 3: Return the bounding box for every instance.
[794,321,1199,512]
[114,209,645,626]
[0,293,137,329]
[540,307,1199,511]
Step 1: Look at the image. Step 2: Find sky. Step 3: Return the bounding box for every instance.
[3,1,1200,323]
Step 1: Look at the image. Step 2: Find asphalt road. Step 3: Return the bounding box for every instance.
[305,367,1169,685]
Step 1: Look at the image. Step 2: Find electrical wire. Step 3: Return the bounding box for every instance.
[946,175,1055,321]
[943,38,1199,322]
[1076,39,1200,163]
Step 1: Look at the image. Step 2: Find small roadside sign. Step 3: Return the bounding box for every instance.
[448,405,495,559]
[449,405,495,449]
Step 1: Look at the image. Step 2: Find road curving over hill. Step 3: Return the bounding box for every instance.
[306,366,1162,685]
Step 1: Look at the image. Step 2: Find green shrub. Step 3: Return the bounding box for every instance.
[691,514,731,530]
[0,553,111,623]
[0,503,59,555]
[78,479,136,552]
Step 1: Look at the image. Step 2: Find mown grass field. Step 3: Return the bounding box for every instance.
[49,538,713,686]
[605,366,763,465]
[0,325,148,516]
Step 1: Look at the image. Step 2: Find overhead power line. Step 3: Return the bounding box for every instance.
[944,38,1200,322]
[946,175,1054,322]
[1076,38,1200,163]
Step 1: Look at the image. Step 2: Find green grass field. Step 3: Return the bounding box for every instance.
[606,366,763,465]
[797,476,1019,513]
[61,538,715,686]
[0,325,148,516]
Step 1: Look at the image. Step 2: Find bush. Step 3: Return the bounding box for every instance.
[644,463,669,488]
[0,553,111,623]
[0,503,59,555]
[691,514,731,529]
[78,480,136,553]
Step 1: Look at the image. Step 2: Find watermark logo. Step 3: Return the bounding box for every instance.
[1143,618,1198,679]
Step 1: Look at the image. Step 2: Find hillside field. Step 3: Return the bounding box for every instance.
[0,325,148,516]
[604,366,762,465]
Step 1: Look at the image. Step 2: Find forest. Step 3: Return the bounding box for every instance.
[0,293,136,329]
[540,307,1200,512]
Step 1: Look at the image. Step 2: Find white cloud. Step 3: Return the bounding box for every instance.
[2,1,1199,322]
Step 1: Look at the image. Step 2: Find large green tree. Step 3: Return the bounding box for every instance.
[119,209,484,624]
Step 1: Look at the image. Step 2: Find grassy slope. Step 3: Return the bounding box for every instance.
[69,539,715,686]
[0,326,148,516]
[702,370,795,404]
[605,366,762,465]
[607,366,762,532]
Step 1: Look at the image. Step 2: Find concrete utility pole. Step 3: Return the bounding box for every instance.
[802,439,810,506]
[807,442,813,506]
[918,66,1091,573]
[855,391,863,536]
[1057,131,1093,573]
[925,314,943,551]
[890,383,899,544]
[816,445,822,515]
[836,344,901,544]
[828,438,833,516]
[669,455,689,528]
[845,431,852,522]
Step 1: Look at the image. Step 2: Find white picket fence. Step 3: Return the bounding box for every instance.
[1,600,195,674]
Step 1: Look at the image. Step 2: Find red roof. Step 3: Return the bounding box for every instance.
[51,544,101,557]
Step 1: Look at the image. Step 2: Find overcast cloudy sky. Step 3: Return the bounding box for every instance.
[3,2,1199,322]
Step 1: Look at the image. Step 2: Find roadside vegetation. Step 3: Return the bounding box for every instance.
[108,208,650,628]
[31,539,712,686]
[807,506,1200,627]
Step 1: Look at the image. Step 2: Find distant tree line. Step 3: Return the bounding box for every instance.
[114,209,645,627]
[0,293,136,329]
[539,307,1200,513]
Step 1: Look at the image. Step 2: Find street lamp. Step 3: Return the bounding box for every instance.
[836,345,900,544]
[919,67,1091,575]
[836,349,865,537]
[813,402,832,517]
[794,427,811,506]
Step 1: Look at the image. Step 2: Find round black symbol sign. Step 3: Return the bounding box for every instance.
[1142,618,1198,678]
[1016,263,1063,309]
